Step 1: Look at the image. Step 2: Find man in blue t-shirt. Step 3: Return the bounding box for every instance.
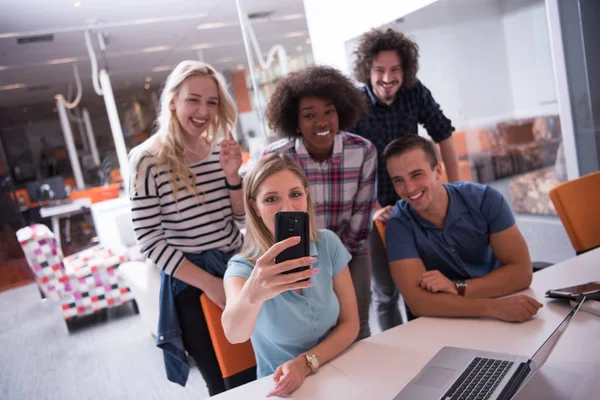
[383,135,543,322]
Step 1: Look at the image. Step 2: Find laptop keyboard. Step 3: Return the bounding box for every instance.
[441,357,514,400]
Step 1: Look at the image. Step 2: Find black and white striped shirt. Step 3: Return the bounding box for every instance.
[129,144,244,276]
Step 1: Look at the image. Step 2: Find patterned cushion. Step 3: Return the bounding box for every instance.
[16,224,134,320]
[64,245,128,278]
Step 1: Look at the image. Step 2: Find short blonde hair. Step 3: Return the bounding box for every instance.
[240,153,319,264]
[134,60,236,202]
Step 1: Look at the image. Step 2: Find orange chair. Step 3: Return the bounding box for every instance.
[70,183,121,204]
[549,171,600,255]
[199,294,256,388]
[375,219,387,245]
[436,137,473,182]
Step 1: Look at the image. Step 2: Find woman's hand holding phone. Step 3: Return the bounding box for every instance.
[245,237,318,304]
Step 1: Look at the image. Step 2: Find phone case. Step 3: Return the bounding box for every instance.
[274,211,310,278]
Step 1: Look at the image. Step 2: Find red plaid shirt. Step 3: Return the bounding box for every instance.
[263,131,377,254]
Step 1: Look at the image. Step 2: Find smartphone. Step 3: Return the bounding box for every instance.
[274,211,310,279]
[546,282,600,300]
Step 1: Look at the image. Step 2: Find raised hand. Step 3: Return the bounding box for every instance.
[245,236,319,305]
[219,130,243,180]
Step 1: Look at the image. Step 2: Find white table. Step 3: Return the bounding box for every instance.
[211,363,379,400]
[211,248,600,399]
[39,198,92,249]
[329,247,600,399]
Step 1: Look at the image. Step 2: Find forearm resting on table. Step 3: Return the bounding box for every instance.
[304,319,358,367]
[404,287,496,318]
[465,262,533,299]
[222,278,262,344]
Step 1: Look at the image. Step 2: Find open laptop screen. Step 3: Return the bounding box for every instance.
[521,297,586,388]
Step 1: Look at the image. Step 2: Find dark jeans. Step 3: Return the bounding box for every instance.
[369,224,403,331]
[175,285,225,396]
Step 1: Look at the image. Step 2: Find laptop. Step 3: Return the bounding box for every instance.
[394,298,586,400]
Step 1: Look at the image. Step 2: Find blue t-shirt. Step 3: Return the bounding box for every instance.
[224,229,351,378]
[386,182,515,280]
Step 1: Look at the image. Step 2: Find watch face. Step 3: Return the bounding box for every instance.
[307,354,319,370]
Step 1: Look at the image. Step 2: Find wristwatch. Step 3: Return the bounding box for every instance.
[455,280,467,296]
[304,353,320,373]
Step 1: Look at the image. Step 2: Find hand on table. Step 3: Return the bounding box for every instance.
[267,356,311,397]
[486,295,543,323]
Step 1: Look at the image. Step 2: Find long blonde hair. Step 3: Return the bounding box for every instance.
[240,153,319,264]
[134,60,237,201]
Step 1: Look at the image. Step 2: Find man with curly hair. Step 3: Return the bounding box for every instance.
[351,28,460,332]
[263,65,378,340]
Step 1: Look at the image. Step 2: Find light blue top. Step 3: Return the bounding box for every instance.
[224,229,351,378]
[386,182,515,280]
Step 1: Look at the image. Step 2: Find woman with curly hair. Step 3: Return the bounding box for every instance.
[129,60,248,394]
[351,28,460,333]
[263,65,377,341]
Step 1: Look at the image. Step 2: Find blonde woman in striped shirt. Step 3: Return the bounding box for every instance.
[129,60,247,394]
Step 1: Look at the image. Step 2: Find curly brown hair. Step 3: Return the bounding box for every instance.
[265,65,368,138]
[353,28,420,87]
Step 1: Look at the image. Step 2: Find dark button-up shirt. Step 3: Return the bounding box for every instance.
[351,80,454,207]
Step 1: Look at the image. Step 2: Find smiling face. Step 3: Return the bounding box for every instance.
[370,50,403,105]
[297,96,339,158]
[172,75,218,140]
[386,148,444,212]
[253,169,309,236]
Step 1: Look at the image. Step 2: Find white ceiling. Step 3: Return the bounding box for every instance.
[0,0,311,115]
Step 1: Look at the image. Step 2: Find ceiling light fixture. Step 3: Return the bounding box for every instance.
[47,57,79,65]
[0,83,26,91]
[144,83,150,90]
[143,45,170,53]
[216,57,233,63]
[281,14,304,20]
[191,43,211,50]
[236,64,245,70]
[305,38,311,45]
[152,65,171,72]
[197,22,227,30]
[285,31,307,38]
[296,46,303,52]
[145,76,152,83]
[0,66,7,71]
[73,1,81,7]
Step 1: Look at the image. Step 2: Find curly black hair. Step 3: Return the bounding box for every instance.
[353,28,420,88]
[265,65,368,138]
